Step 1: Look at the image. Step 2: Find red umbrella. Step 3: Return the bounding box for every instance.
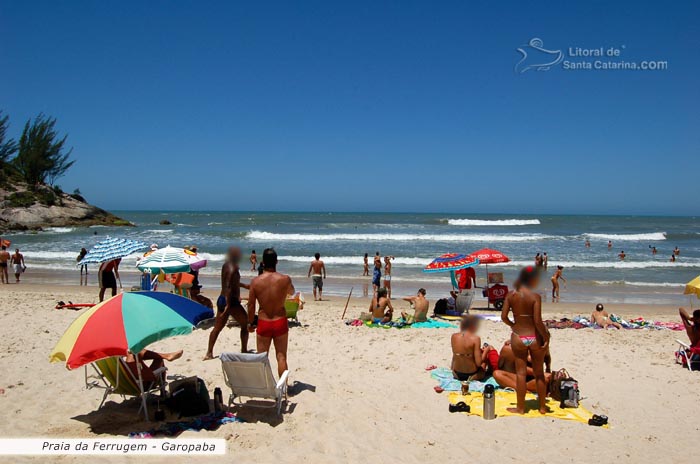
[469,248,510,264]
[469,248,510,308]
[423,253,479,273]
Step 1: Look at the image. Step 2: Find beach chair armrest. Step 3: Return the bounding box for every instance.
[676,339,691,349]
[276,370,290,391]
[152,367,167,378]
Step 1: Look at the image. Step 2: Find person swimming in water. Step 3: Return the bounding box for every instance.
[450,315,486,381]
[590,303,622,329]
[500,266,550,415]
[551,265,566,300]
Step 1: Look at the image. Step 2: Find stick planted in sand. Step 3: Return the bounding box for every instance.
[341,287,353,320]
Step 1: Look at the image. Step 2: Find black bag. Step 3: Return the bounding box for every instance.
[167,376,211,417]
[434,299,448,315]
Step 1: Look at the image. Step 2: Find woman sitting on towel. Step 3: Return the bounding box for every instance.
[451,315,485,381]
[500,266,550,415]
[370,287,394,324]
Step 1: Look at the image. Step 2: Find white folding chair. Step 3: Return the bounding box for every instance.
[220,352,289,416]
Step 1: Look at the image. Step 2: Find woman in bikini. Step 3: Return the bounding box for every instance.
[501,266,550,414]
[550,265,566,300]
[370,287,394,324]
[450,315,485,381]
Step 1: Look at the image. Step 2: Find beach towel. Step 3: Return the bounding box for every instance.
[545,315,684,331]
[448,391,607,427]
[128,411,242,438]
[430,367,502,392]
[362,319,456,329]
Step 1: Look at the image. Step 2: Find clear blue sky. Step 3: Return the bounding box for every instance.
[1,1,698,214]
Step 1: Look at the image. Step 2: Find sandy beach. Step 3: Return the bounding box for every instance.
[0,283,698,464]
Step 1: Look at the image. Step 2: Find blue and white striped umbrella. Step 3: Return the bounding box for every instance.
[78,237,148,265]
[136,246,191,274]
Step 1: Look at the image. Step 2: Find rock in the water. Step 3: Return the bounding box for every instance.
[159,219,172,225]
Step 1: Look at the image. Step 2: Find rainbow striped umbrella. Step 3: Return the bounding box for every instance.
[49,292,213,370]
[423,253,479,273]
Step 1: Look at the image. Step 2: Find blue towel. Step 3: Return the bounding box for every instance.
[430,367,502,392]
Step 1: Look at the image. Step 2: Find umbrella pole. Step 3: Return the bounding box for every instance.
[485,264,490,309]
[340,287,354,320]
[134,352,149,421]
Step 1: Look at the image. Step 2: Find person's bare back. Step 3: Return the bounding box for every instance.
[250,269,294,321]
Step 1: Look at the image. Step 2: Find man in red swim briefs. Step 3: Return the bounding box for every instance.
[248,248,295,377]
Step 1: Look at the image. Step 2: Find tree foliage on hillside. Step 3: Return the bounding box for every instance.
[0,111,18,172]
[14,113,75,187]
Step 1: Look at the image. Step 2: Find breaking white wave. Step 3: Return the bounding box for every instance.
[145,229,174,234]
[594,280,684,288]
[447,218,541,226]
[501,260,700,269]
[45,227,75,234]
[23,251,79,259]
[584,232,667,241]
[246,231,551,243]
[279,255,432,266]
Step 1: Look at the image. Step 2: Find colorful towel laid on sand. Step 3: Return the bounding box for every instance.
[448,391,607,427]
[545,315,684,331]
[430,367,502,392]
[346,319,456,329]
[128,412,242,438]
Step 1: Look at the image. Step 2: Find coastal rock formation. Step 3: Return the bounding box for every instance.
[0,184,131,232]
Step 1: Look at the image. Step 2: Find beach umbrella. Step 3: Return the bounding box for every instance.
[468,248,511,308]
[49,292,213,370]
[136,246,195,274]
[423,253,479,273]
[684,276,700,300]
[78,237,148,265]
[183,248,208,271]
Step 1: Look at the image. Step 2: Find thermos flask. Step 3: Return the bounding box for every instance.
[483,384,496,420]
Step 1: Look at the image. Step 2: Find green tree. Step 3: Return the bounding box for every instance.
[0,111,18,170]
[14,114,74,186]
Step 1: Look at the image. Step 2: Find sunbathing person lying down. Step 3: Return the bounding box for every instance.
[590,303,622,329]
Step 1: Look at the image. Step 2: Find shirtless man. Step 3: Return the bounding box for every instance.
[451,315,485,381]
[0,246,10,284]
[618,250,626,260]
[307,252,326,301]
[250,250,257,271]
[370,287,393,323]
[248,248,295,377]
[590,303,621,329]
[205,247,249,359]
[674,246,681,256]
[11,249,25,283]
[401,288,429,323]
[383,256,393,298]
[679,307,700,348]
[98,258,121,302]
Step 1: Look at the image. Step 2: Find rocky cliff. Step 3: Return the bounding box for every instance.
[0,184,132,232]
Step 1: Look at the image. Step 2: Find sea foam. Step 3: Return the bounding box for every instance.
[447,218,541,226]
[246,231,551,243]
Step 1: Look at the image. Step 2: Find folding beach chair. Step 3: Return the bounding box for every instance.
[84,356,167,419]
[220,352,289,416]
[675,340,700,371]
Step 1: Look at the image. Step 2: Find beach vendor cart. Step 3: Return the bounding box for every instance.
[468,248,511,309]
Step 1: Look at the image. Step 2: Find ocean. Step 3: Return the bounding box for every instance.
[5,212,699,305]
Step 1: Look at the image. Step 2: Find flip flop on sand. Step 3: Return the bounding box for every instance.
[433,386,444,393]
[425,365,437,371]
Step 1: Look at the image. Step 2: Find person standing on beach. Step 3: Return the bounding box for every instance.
[383,256,394,298]
[248,248,295,377]
[308,252,326,301]
[372,259,382,294]
[534,253,542,268]
[250,250,257,271]
[500,266,550,415]
[11,249,25,283]
[98,258,121,302]
[77,248,88,275]
[551,265,566,300]
[0,246,10,284]
[205,246,249,359]
[363,253,369,276]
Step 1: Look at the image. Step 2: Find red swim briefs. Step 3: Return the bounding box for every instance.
[256,317,289,338]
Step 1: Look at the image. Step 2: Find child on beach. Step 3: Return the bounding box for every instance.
[590,304,622,329]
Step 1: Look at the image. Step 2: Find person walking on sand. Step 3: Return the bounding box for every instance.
[308,252,326,301]
[551,265,566,300]
[250,250,257,272]
[0,245,10,284]
[248,248,295,377]
[383,256,394,298]
[77,248,88,275]
[11,249,25,283]
[501,266,550,415]
[205,247,249,359]
[363,253,369,276]
[98,258,121,302]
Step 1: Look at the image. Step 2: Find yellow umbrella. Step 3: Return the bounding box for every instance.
[684,276,700,298]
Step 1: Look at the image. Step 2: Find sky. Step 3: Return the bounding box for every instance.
[1,1,698,215]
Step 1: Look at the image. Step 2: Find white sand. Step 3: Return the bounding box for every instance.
[0,285,698,464]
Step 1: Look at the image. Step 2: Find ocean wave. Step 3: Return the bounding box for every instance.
[24,251,79,259]
[145,229,174,234]
[584,232,667,241]
[447,218,541,226]
[246,231,551,243]
[45,227,75,234]
[593,280,684,288]
[279,255,431,266]
[207,222,225,226]
[501,259,700,269]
